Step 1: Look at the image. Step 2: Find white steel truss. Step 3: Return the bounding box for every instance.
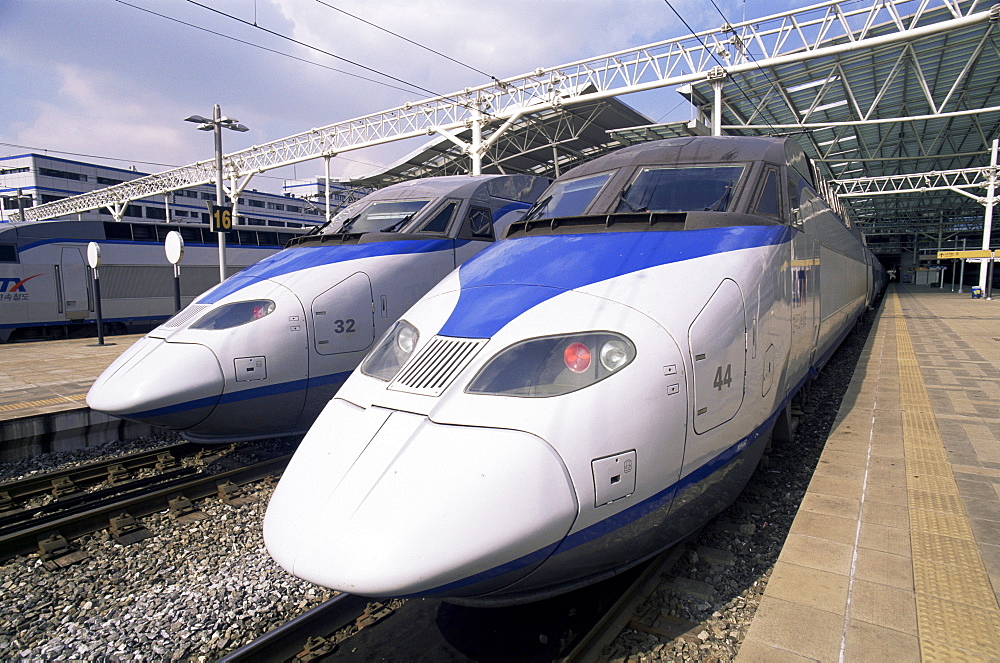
[833,166,996,202]
[12,0,994,223]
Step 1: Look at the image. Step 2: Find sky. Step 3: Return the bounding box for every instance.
[0,0,799,192]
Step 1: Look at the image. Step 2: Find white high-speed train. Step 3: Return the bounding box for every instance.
[0,219,298,342]
[265,136,886,605]
[86,175,548,442]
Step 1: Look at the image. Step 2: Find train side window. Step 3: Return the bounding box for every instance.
[131,224,156,241]
[0,244,18,263]
[787,174,812,226]
[418,201,458,234]
[754,168,780,217]
[467,207,493,239]
[178,226,203,244]
[103,222,132,240]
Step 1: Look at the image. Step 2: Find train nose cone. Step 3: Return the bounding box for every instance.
[265,399,578,598]
[87,337,224,430]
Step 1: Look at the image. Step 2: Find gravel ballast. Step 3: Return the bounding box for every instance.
[0,435,335,662]
[0,306,877,661]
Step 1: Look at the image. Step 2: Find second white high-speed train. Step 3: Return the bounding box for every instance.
[265,136,885,605]
[86,175,548,442]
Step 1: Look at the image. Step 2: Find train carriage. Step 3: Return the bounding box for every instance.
[264,136,885,605]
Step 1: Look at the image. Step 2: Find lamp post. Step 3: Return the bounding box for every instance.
[184,105,248,283]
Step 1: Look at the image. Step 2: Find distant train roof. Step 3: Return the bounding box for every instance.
[564,136,814,187]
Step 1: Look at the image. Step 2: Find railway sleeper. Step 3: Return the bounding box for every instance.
[109,511,154,546]
[106,464,130,486]
[0,491,13,513]
[294,635,338,661]
[37,532,88,570]
[155,452,178,471]
[355,602,394,631]
[217,480,254,506]
[168,495,208,523]
[51,476,78,499]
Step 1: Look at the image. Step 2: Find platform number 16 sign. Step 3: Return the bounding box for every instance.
[207,201,232,232]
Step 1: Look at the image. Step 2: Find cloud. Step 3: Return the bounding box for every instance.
[1,0,791,186]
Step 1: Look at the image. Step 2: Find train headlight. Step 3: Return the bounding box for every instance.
[467,332,635,397]
[190,299,275,330]
[361,320,420,381]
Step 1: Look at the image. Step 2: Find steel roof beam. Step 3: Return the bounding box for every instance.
[12,0,993,222]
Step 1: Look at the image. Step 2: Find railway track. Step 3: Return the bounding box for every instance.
[0,441,207,512]
[0,451,291,567]
[217,544,694,662]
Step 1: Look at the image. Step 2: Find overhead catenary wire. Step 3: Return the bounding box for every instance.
[112,0,429,97]
[182,0,443,98]
[0,142,384,184]
[312,0,501,84]
[661,0,779,135]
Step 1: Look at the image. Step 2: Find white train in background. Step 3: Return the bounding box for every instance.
[86,175,549,442]
[265,136,886,606]
[0,219,299,343]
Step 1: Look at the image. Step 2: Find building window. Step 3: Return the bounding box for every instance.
[145,206,167,220]
[125,204,143,218]
[0,167,29,176]
[40,194,65,203]
[248,199,265,208]
[97,176,125,185]
[39,167,87,182]
[266,202,285,210]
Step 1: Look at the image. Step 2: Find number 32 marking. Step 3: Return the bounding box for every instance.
[333,318,355,333]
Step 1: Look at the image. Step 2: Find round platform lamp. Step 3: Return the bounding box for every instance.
[184,105,248,283]
[165,231,185,312]
[87,241,106,346]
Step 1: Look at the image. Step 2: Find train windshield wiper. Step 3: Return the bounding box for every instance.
[705,182,734,211]
[522,195,552,221]
[383,214,415,233]
[614,184,648,213]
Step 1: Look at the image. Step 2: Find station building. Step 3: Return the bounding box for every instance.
[0,153,352,228]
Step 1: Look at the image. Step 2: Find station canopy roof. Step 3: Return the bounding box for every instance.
[611,1,1000,255]
[345,87,653,188]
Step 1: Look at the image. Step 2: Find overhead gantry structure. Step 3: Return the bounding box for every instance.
[668,0,999,276]
[11,0,1000,284]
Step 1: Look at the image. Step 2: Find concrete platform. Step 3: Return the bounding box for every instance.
[739,284,1000,661]
[0,334,159,461]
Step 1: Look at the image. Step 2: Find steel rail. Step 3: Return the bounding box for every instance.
[0,454,290,561]
[218,593,372,662]
[0,441,201,507]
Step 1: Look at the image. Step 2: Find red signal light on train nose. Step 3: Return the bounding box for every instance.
[564,342,592,373]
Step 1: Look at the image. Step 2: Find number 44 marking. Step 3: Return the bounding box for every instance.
[713,363,733,391]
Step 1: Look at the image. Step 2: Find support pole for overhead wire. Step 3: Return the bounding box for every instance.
[979,138,998,293]
[325,155,332,224]
[470,109,483,176]
[708,67,726,137]
[213,105,227,283]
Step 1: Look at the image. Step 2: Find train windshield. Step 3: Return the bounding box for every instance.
[615,165,745,213]
[523,172,613,221]
[330,199,431,234]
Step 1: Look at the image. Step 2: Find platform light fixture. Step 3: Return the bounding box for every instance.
[185,104,249,283]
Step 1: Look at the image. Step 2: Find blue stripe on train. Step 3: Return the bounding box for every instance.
[196,239,458,304]
[439,225,793,338]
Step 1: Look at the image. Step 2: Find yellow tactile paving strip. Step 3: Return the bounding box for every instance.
[892,292,1000,659]
[738,287,1000,662]
[0,334,144,422]
[0,393,87,413]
